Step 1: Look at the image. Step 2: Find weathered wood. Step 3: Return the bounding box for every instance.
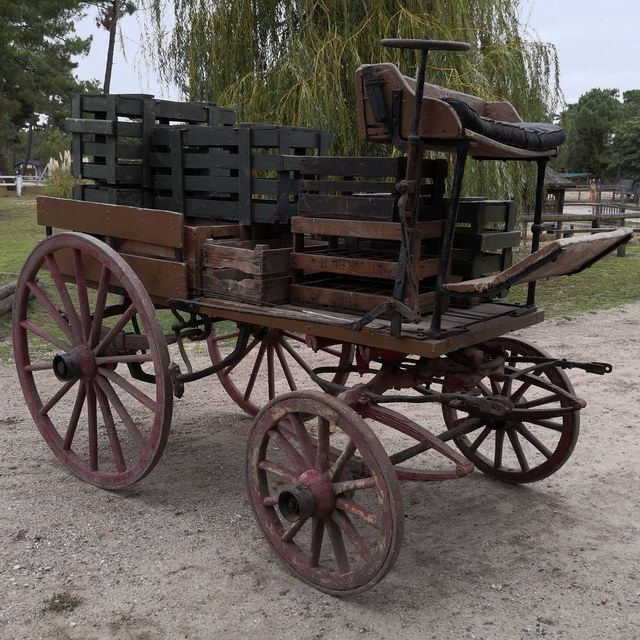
[202,269,290,303]
[0,294,15,316]
[55,248,187,299]
[291,217,444,240]
[298,193,396,220]
[37,197,183,249]
[0,282,17,300]
[202,241,291,276]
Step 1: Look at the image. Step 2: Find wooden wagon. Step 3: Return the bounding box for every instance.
[12,38,632,595]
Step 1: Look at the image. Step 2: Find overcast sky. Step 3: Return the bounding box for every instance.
[72,0,640,105]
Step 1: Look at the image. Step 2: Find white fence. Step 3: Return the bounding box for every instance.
[0,175,24,196]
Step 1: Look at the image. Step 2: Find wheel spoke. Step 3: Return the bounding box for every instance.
[477,381,492,397]
[25,363,53,372]
[39,379,77,416]
[94,303,137,355]
[95,383,126,472]
[96,377,146,453]
[258,460,297,482]
[514,393,558,409]
[332,477,376,494]
[223,337,259,375]
[316,417,330,471]
[524,417,565,432]
[280,338,314,376]
[20,320,71,352]
[494,428,505,468]
[468,425,492,453]
[510,380,534,403]
[211,330,240,343]
[274,343,297,392]
[98,367,157,412]
[515,424,553,459]
[335,497,381,530]
[490,378,501,395]
[332,510,373,562]
[262,496,278,507]
[26,281,76,344]
[44,254,83,342]
[267,346,276,400]
[288,413,315,467]
[309,518,325,567]
[325,518,350,573]
[243,342,267,401]
[328,440,357,481]
[507,428,530,472]
[72,249,92,342]
[88,265,111,348]
[282,516,309,543]
[63,383,87,450]
[86,382,98,471]
[268,428,306,471]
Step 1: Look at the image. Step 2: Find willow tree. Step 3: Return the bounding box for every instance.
[142,0,561,205]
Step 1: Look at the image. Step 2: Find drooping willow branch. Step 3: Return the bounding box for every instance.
[140,0,561,209]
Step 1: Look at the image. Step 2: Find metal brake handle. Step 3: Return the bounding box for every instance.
[381,38,471,53]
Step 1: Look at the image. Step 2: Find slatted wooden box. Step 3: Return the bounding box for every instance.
[290,156,448,315]
[67,93,236,188]
[150,124,331,224]
[73,184,154,208]
[201,239,293,303]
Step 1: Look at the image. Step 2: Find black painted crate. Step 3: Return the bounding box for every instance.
[150,124,331,223]
[67,93,236,188]
[73,184,154,208]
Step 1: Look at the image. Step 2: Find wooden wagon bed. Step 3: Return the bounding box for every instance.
[186,296,544,358]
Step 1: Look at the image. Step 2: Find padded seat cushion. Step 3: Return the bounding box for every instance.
[443,99,566,151]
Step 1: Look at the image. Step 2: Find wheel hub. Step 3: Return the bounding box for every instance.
[52,345,96,382]
[278,468,337,522]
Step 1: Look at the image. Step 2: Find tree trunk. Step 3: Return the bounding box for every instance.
[103,4,118,94]
[0,146,7,176]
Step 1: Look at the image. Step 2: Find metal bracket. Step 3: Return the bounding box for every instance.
[342,298,420,333]
[506,356,613,375]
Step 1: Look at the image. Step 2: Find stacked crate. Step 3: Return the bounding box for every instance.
[67,93,236,207]
[150,124,331,225]
[289,156,448,315]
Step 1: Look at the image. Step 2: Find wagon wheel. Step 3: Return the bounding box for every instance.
[442,337,580,483]
[247,390,404,595]
[207,323,354,416]
[12,232,172,489]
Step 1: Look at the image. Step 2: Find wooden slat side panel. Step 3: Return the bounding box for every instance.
[55,249,187,299]
[37,197,184,248]
[298,193,395,220]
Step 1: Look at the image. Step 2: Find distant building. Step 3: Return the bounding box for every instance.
[545,168,575,214]
[14,160,49,178]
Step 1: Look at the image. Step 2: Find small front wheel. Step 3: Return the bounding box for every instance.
[246,391,404,595]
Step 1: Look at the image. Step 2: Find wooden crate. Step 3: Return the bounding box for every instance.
[296,156,448,222]
[201,239,292,303]
[150,124,331,223]
[73,184,154,208]
[67,94,236,188]
[289,156,447,315]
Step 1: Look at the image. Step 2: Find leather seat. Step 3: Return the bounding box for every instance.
[442,99,566,152]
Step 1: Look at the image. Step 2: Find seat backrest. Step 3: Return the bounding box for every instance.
[355,63,523,143]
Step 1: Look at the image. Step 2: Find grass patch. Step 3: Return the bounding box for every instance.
[42,592,83,613]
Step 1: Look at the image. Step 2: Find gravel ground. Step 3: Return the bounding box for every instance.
[1,304,639,640]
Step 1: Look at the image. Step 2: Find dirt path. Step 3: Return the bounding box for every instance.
[1,304,639,640]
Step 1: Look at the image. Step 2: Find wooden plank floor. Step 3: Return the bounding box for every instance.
[191,296,545,358]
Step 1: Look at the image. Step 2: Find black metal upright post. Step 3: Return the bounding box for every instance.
[526,157,549,306]
[428,141,470,336]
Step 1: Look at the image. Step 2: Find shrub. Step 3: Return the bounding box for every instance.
[44,151,78,199]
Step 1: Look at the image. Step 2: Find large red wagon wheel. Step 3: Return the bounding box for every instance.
[13,232,172,489]
[442,337,580,483]
[207,323,353,416]
[246,390,404,595]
